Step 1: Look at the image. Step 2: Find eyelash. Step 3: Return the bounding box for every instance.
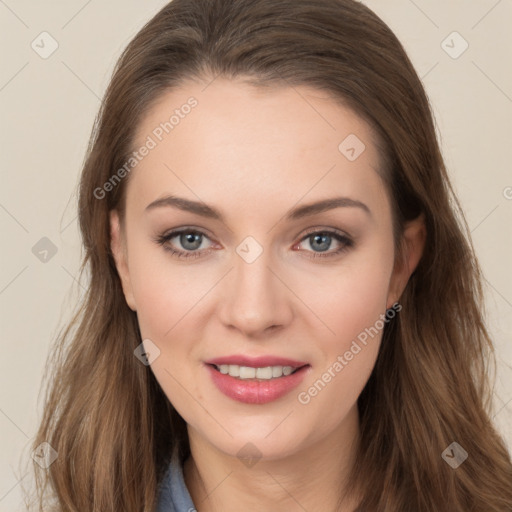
[153,227,354,261]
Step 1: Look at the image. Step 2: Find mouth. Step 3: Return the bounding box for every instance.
[204,356,311,404]
[207,363,307,380]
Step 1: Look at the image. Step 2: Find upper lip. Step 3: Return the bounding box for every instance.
[204,354,309,368]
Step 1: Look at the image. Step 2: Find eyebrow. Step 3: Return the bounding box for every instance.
[145,194,371,221]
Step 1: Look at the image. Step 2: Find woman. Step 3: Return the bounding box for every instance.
[27,0,512,510]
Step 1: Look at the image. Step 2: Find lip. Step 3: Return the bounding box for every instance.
[205,361,311,405]
[204,354,308,368]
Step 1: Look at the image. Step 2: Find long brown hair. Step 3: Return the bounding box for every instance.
[24,0,512,510]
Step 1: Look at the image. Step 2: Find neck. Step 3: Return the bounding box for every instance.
[183,405,361,512]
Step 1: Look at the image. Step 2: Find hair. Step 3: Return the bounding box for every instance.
[23,0,512,510]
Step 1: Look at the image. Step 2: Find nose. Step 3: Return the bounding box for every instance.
[217,248,294,338]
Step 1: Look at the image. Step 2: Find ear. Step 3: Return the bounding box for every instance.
[386,212,426,308]
[109,210,137,311]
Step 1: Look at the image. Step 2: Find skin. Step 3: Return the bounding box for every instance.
[110,77,426,511]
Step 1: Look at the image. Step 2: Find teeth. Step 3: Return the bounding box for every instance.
[239,366,256,379]
[255,367,272,379]
[215,364,297,379]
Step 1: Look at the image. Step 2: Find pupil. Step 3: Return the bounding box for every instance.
[181,232,201,250]
[312,233,330,252]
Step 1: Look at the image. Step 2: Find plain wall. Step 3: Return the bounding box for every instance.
[1,1,511,510]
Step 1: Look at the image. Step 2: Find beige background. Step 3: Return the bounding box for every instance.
[1,1,511,509]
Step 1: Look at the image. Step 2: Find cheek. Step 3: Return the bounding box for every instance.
[299,244,394,351]
[295,269,390,433]
[130,259,171,337]
[294,239,393,414]
[126,237,212,338]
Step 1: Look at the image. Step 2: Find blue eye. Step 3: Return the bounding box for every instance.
[154,229,212,259]
[153,228,353,260]
[297,230,353,258]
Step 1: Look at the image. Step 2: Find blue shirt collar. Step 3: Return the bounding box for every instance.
[155,446,196,512]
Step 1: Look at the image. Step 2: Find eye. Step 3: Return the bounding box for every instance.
[294,229,354,259]
[153,227,354,260]
[153,228,215,259]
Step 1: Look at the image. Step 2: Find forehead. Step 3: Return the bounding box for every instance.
[127,77,388,219]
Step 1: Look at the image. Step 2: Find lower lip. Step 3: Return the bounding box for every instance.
[205,364,310,404]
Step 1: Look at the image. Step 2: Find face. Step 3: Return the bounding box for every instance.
[110,77,424,461]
